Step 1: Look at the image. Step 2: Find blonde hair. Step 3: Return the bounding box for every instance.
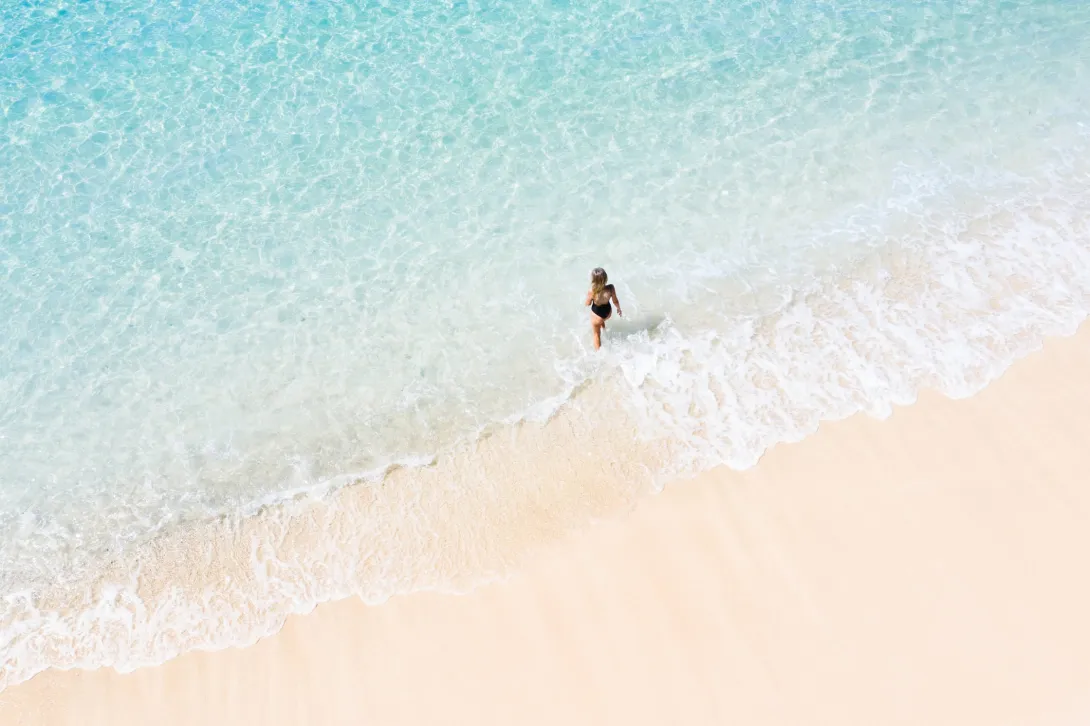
[590,267,608,298]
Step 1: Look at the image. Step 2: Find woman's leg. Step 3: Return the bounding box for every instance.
[591,308,611,349]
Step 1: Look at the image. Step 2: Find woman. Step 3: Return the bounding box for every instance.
[584,267,622,350]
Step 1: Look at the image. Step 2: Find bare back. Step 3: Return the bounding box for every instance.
[590,284,614,306]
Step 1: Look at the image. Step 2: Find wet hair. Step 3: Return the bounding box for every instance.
[590,267,608,298]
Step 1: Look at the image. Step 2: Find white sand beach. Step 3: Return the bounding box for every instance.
[3,327,1090,726]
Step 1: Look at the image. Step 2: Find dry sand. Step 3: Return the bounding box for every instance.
[3,327,1090,726]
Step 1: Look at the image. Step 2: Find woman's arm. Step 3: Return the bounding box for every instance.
[584,289,593,306]
[610,285,622,316]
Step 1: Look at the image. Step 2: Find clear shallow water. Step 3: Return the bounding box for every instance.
[2,0,1089,688]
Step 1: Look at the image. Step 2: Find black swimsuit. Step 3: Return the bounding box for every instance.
[591,301,612,319]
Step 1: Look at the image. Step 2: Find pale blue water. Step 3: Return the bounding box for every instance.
[2,0,1089,688]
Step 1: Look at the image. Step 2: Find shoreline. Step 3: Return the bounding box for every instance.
[4,325,1090,725]
[0,373,666,693]
[3,190,1088,691]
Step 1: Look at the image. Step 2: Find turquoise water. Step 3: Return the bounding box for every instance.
[2,0,1090,688]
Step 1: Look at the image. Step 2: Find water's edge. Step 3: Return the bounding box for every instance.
[3,203,1089,691]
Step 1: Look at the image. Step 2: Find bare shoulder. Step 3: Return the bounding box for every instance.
[606,283,616,292]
